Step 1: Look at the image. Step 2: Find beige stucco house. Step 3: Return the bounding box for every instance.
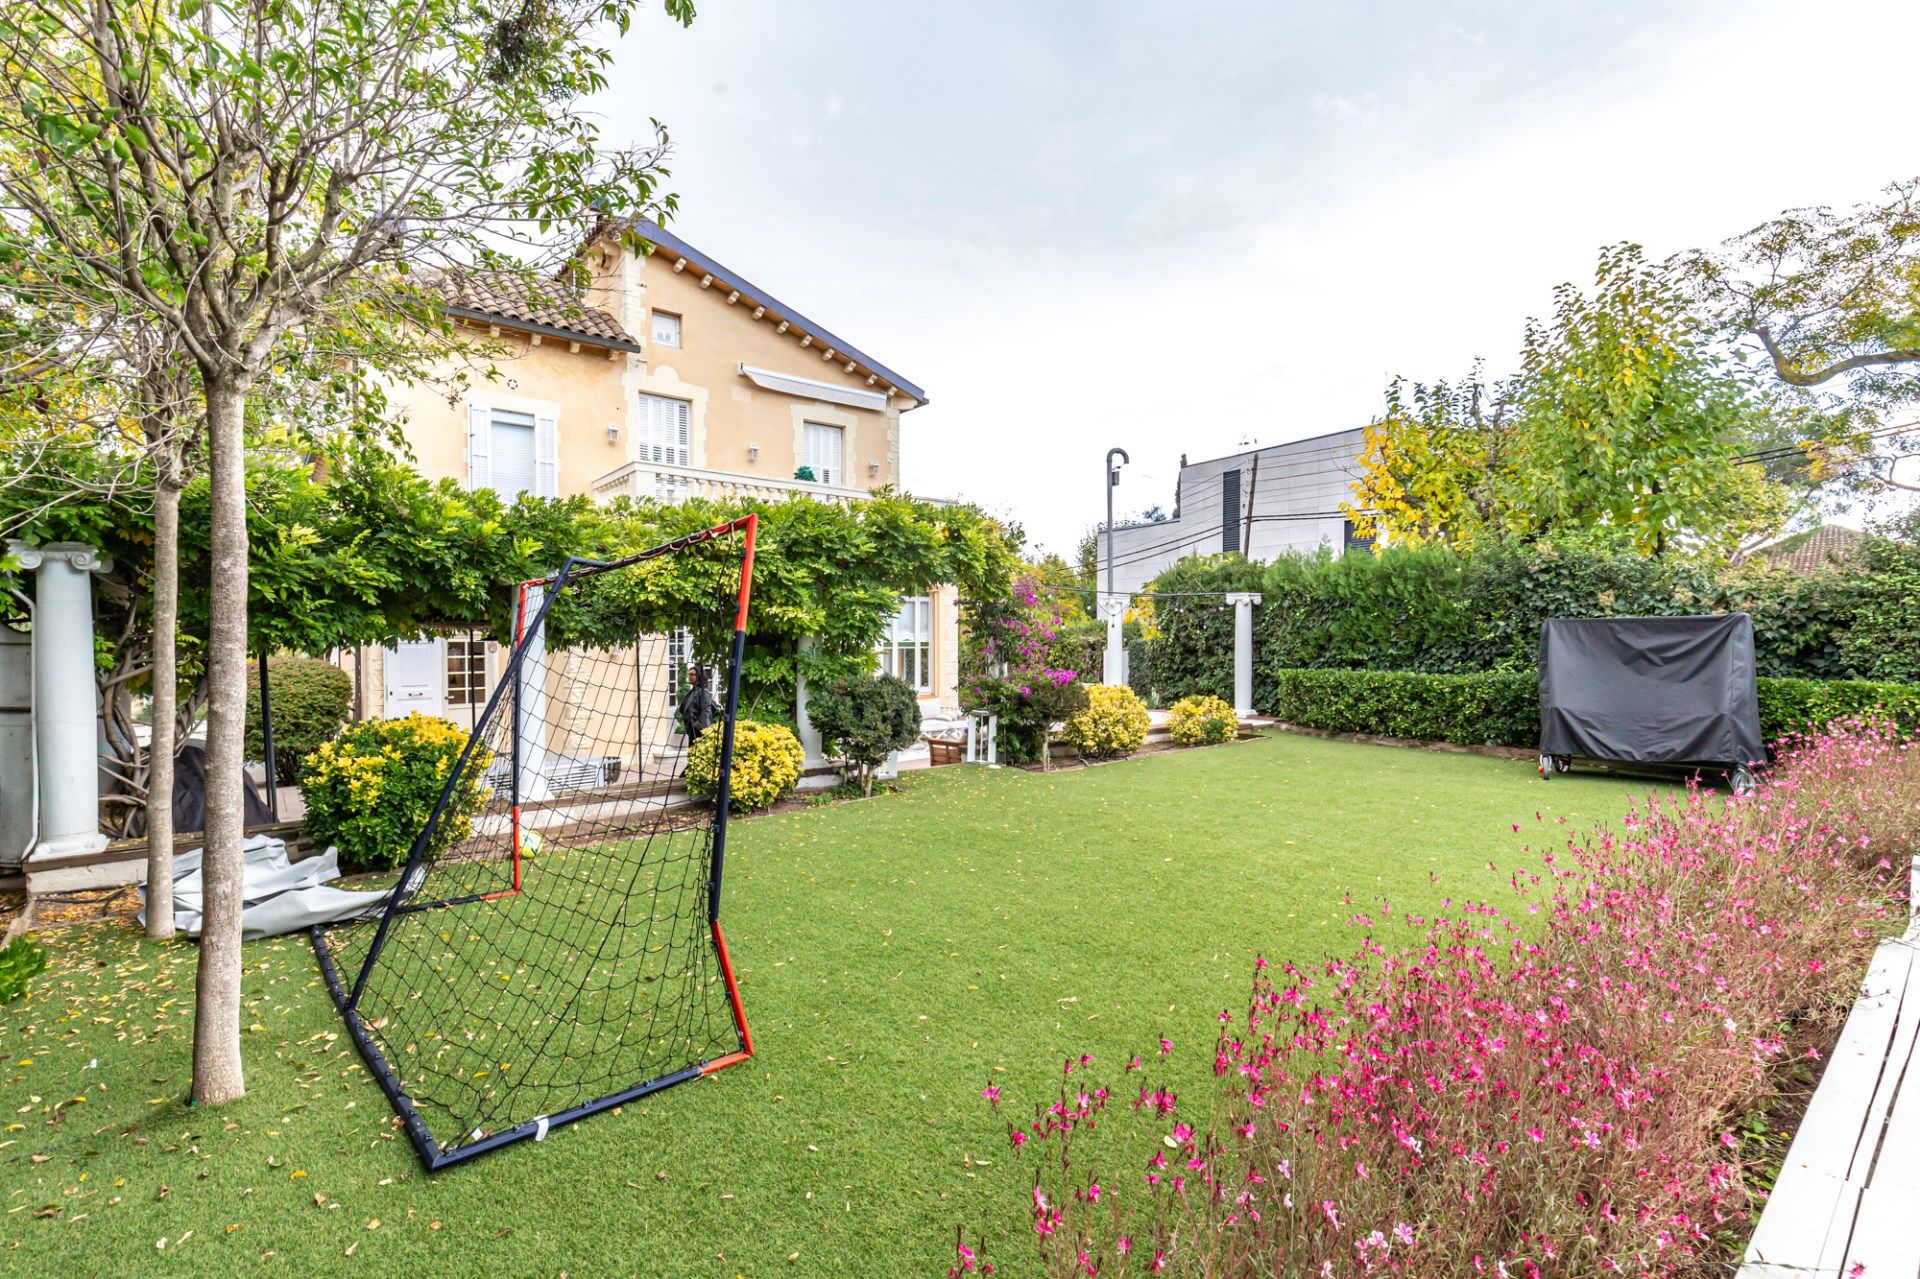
[345,220,958,741]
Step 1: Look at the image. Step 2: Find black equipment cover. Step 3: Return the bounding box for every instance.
[1538,614,1764,768]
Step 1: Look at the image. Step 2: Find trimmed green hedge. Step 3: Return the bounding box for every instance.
[1756,676,1920,738]
[1134,531,1920,710]
[1269,668,1920,750]
[1269,669,1538,747]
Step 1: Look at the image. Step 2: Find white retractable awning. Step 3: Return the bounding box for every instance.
[737,363,888,411]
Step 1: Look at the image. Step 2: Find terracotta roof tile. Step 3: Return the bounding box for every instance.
[1759,524,1866,575]
[441,271,638,350]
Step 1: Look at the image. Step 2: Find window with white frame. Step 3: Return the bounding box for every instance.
[878,596,933,693]
[651,311,682,347]
[665,627,694,697]
[489,408,538,498]
[445,636,489,706]
[467,404,557,498]
[637,393,692,466]
[802,421,844,486]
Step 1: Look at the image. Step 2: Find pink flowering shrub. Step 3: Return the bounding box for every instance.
[963,576,1088,768]
[967,724,1918,1277]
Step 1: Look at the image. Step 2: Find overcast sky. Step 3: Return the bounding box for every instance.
[601,0,1920,555]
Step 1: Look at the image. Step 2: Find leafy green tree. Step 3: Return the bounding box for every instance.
[1352,246,1831,559]
[1684,177,1920,497]
[0,0,691,1103]
[807,674,922,797]
[1508,244,1795,557]
[1347,365,1511,550]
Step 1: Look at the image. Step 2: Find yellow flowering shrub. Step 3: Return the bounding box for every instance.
[1060,683,1151,760]
[300,713,491,873]
[1168,693,1237,746]
[685,720,804,812]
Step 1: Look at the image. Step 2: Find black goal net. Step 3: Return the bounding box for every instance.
[312,514,759,1169]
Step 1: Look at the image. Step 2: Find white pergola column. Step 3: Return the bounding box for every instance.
[8,542,111,861]
[793,635,828,769]
[1225,592,1262,717]
[1100,596,1126,686]
[513,584,553,802]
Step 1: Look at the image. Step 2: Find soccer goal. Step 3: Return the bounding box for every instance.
[312,514,759,1169]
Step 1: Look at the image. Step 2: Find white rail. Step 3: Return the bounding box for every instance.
[1737,855,1920,1277]
[590,460,874,506]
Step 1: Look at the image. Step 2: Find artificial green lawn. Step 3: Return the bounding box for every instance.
[2,732,1646,1276]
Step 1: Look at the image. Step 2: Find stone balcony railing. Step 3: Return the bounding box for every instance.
[591,459,876,507]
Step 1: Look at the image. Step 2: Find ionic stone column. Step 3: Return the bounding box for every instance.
[1225,592,1262,718]
[7,542,111,861]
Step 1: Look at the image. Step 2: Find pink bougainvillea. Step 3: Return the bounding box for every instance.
[968,723,1917,1276]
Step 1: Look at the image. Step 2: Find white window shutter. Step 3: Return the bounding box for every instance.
[467,404,491,492]
[534,413,559,497]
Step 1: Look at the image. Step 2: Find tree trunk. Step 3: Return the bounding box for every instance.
[192,377,250,1106]
[145,455,181,939]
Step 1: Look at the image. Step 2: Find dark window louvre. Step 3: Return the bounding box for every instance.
[1222,470,1241,554]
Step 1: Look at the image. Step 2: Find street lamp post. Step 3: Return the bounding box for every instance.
[1102,448,1129,685]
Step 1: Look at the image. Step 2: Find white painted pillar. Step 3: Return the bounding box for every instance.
[793,635,828,769]
[1100,597,1126,686]
[1225,592,1262,717]
[514,584,553,802]
[8,542,111,860]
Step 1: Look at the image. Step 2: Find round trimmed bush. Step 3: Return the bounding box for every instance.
[247,656,352,781]
[686,719,804,811]
[1060,683,1151,760]
[300,713,491,873]
[1168,693,1237,746]
[808,673,922,796]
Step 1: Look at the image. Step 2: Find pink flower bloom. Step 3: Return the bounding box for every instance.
[981,1084,1001,1108]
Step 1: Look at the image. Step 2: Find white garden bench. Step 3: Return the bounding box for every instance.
[1738,856,1920,1278]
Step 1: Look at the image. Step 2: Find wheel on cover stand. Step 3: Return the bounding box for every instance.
[1730,766,1757,797]
[1538,753,1553,779]
[1554,755,1572,774]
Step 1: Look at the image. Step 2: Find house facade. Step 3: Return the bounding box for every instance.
[1094,428,1372,597]
[343,220,958,739]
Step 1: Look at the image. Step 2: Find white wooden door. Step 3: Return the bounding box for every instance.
[384,640,444,719]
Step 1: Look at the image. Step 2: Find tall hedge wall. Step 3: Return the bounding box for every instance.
[1267,668,1920,748]
[1128,533,1920,711]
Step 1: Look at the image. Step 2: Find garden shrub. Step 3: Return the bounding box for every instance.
[247,655,353,781]
[1132,532,1920,710]
[1756,676,1920,738]
[807,673,922,796]
[1270,666,1920,750]
[1060,684,1150,760]
[974,723,1919,1277]
[300,713,489,873]
[0,936,47,1004]
[686,719,804,811]
[960,576,1090,767]
[1167,693,1236,746]
[1268,667,1538,746]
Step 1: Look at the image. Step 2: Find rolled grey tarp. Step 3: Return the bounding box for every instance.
[138,834,392,940]
[1538,613,1766,769]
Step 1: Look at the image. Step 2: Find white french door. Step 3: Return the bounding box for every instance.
[384,640,445,719]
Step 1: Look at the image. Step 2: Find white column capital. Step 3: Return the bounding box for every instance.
[1098,596,1128,621]
[7,541,112,574]
[1224,592,1262,607]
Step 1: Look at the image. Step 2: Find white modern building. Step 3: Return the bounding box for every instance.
[1095,428,1372,597]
